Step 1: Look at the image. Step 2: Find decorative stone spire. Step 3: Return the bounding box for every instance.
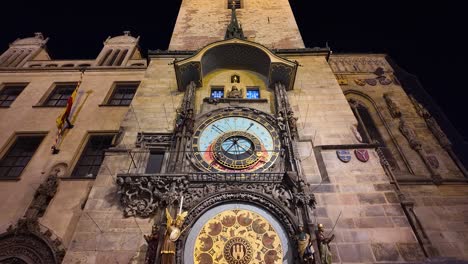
[225,0,246,40]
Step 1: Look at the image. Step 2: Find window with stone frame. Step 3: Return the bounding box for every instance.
[0,135,44,179]
[71,135,114,178]
[0,83,27,107]
[227,0,241,9]
[349,100,400,171]
[145,151,165,174]
[107,83,139,106]
[45,83,76,107]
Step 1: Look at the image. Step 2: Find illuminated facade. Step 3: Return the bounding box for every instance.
[0,0,467,263]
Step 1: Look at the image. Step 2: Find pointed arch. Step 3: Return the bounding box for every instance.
[344,90,413,175]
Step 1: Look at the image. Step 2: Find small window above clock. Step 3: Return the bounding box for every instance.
[246,87,260,99]
[211,86,225,98]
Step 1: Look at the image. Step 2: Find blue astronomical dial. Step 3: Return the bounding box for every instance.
[191,112,280,172]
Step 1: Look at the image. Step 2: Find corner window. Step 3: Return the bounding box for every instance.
[246,87,260,99]
[45,83,76,107]
[211,86,225,98]
[108,83,139,106]
[71,135,114,178]
[145,151,165,174]
[0,84,27,107]
[0,135,44,179]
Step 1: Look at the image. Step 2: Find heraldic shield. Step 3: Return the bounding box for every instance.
[354,149,370,162]
[336,150,352,163]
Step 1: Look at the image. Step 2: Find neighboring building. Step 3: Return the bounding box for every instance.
[0,1,467,264]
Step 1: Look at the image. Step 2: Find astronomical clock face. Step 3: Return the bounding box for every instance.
[191,112,280,172]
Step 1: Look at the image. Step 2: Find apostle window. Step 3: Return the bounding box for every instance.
[45,83,76,107]
[71,135,114,178]
[211,86,225,98]
[246,87,260,99]
[0,135,44,179]
[108,83,139,106]
[0,83,27,107]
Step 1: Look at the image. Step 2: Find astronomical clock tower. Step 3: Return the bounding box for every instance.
[121,0,320,263]
[59,0,468,263]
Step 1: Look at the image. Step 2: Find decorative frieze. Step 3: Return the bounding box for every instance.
[136,132,173,148]
[329,56,390,73]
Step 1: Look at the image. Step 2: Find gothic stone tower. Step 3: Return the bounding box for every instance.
[61,0,468,263]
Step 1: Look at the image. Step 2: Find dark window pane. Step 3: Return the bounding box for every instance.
[0,84,26,106]
[45,84,75,106]
[146,152,164,173]
[0,135,44,178]
[108,84,138,106]
[71,135,114,178]
[356,105,385,145]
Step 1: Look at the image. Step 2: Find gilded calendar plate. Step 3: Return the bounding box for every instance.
[193,209,283,264]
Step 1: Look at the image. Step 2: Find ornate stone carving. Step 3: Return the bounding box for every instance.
[26,174,59,219]
[175,191,303,264]
[408,95,451,148]
[136,132,173,148]
[0,221,65,264]
[116,176,188,217]
[383,93,401,118]
[409,95,431,119]
[0,173,64,264]
[425,117,451,149]
[399,119,422,150]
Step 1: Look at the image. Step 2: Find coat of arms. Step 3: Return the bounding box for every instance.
[336,150,351,163]
[354,79,366,86]
[354,149,369,162]
[427,155,439,169]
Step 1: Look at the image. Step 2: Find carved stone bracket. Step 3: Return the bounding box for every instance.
[116,175,188,217]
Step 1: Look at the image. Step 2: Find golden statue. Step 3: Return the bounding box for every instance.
[161,207,188,264]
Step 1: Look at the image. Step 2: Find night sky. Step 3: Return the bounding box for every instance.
[1,1,467,141]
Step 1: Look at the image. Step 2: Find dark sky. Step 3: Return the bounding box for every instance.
[1,1,467,141]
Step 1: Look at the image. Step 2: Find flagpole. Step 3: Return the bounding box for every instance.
[51,68,86,154]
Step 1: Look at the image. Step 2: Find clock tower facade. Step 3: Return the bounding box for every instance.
[58,0,468,263]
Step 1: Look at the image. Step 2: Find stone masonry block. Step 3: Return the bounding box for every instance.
[371,243,401,262]
[337,243,375,263]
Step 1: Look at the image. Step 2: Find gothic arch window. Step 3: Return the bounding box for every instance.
[347,97,404,173]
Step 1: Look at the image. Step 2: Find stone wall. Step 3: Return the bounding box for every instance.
[401,185,468,259]
[313,148,425,263]
[169,0,305,50]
